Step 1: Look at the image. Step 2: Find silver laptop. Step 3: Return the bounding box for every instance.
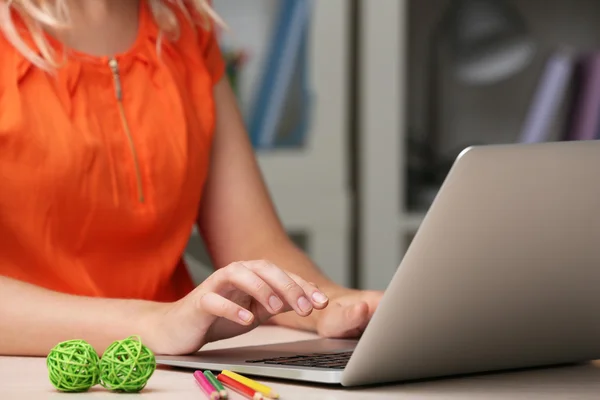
[157,140,600,387]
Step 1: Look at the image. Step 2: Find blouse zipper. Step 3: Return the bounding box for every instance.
[108,58,145,203]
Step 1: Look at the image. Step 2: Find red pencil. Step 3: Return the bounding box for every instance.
[217,373,264,400]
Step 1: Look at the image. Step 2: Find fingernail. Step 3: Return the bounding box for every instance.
[312,291,328,304]
[297,296,312,313]
[238,309,253,322]
[269,295,283,311]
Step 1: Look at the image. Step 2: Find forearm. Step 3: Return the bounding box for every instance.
[199,79,347,332]
[0,276,156,357]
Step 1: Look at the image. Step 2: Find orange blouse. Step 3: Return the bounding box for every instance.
[0,1,225,302]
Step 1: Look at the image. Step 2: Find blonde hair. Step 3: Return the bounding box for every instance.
[0,0,226,70]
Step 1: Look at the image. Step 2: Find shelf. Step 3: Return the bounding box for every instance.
[359,0,600,290]
[357,0,405,290]
[256,149,347,193]
[186,0,353,288]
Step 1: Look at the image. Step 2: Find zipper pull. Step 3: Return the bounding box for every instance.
[108,58,123,101]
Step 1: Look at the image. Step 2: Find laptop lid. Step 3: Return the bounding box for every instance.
[342,141,600,386]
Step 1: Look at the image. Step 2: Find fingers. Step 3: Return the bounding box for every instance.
[196,291,255,326]
[286,271,329,308]
[243,260,329,316]
[202,260,329,318]
[204,262,287,314]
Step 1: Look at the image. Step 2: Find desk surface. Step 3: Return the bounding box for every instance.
[3,326,600,399]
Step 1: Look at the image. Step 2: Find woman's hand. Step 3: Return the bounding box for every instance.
[143,260,329,355]
[314,289,382,338]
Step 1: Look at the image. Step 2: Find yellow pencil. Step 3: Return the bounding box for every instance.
[221,370,279,399]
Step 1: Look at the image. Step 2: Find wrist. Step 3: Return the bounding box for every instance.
[120,299,168,352]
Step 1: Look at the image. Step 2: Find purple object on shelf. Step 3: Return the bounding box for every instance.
[518,50,575,144]
[566,53,600,141]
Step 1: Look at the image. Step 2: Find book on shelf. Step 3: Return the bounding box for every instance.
[518,49,600,143]
[247,0,313,150]
[564,52,600,141]
[518,50,576,144]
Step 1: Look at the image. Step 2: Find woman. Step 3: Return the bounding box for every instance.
[0,0,382,356]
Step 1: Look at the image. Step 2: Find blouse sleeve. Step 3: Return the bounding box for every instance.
[198,10,226,83]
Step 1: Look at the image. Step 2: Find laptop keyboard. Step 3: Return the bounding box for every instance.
[245,351,352,369]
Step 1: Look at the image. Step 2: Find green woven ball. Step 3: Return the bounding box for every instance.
[46,339,100,392]
[99,335,156,392]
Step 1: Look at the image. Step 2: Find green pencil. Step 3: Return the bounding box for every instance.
[204,370,227,399]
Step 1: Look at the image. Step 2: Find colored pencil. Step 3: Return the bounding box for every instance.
[204,370,228,399]
[193,370,220,400]
[221,370,279,399]
[217,373,264,400]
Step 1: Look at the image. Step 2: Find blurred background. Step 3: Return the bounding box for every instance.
[185,0,600,291]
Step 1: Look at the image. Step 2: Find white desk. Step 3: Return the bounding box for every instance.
[2,326,600,399]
